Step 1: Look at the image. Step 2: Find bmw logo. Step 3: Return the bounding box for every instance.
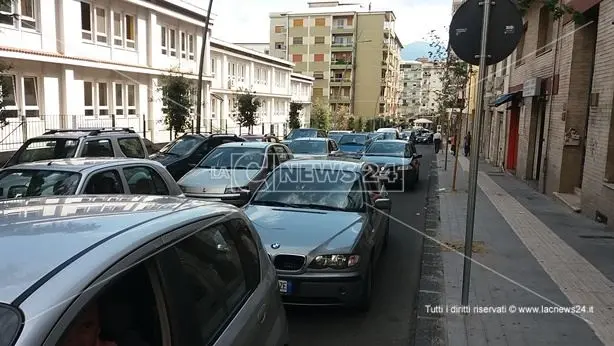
[271,243,280,249]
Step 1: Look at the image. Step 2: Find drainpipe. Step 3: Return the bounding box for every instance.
[542,0,562,194]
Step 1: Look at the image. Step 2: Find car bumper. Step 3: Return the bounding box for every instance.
[277,271,365,307]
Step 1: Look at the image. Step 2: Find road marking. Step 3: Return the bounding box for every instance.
[453,155,614,344]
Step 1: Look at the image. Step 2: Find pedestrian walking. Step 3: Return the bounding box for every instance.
[464,132,471,157]
[450,135,456,156]
[433,131,442,153]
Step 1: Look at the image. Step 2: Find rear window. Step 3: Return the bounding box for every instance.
[0,303,22,346]
[118,137,145,158]
[16,138,79,164]
[0,169,81,199]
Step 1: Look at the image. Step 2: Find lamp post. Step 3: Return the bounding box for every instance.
[195,0,214,133]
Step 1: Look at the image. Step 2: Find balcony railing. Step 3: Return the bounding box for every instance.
[330,95,351,102]
[331,42,353,47]
[331,77,352,83]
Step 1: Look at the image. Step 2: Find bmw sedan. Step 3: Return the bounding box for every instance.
[243,158,391,311]
[360,140,422,191]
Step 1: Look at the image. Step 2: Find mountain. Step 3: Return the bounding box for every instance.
[401,41,431,61]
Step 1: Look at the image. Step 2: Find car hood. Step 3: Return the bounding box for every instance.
[339,144,365,153]
[360,155,409,166]
[149,152,184,166]
[178,168,261,194]
[244,204,364,256]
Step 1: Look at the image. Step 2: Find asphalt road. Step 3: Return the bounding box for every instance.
[286,147,436,346]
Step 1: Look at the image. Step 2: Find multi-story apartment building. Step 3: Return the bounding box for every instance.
[480,0,614,228]
[417,58,444,116]
[399,60,423,117]
[269,1,403,120]
[0,0,312,155]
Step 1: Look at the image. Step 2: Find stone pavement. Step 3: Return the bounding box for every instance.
[413,148,614,346]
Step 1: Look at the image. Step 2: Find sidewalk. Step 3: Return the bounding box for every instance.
[414,150,614,346]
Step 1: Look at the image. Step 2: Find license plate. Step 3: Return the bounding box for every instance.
[278,280,291,294]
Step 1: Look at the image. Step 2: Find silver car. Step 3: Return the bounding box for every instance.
[360,140,422,191]
[286,137,339,159]
[178,141,293,205]
[243,158,391,311]
[0,195,289,346]
[0,158,183,199]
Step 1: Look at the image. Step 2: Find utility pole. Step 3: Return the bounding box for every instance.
[195,0,214,133]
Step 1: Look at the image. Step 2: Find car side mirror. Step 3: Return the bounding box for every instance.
[374,198,391,210]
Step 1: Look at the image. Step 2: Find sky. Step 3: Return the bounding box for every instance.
[179,0,452,44]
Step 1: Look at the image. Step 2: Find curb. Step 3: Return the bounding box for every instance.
[412,157,446,346]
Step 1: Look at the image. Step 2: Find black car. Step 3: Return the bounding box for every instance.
[149,133,245,180]
[415,130,434,144]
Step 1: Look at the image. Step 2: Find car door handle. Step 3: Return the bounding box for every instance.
[257,304,267,324]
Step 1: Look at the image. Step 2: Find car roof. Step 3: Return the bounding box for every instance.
[3,158,162,173]
[279,156,366,172]
[376,128,398,132]
[217,141,272,149]
[0,195,237,304]
[28,128,141,139]
[291,137,328,141]
[370,139,408,144]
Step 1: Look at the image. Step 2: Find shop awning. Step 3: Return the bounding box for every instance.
[491,91,521,107]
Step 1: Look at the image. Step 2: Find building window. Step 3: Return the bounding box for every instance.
[292,19,303,27]
[314,72,324,79]
[274,25,284,33]
[169,28,176,57]
[127,84,136,115]
[315,36,325,44]
[275,71,286,88]
[0,75,39,118]
[113,13,136,49]
[314,53,324,62]
[515,24,527,66]
[180,31,187,58]
[114,83,123,115]
[188,34,195,60]
[113,13,122,46]
[160,25,178,57]
[112,83,137,116]
[315,17,325,26]
[293,36,303,45]
[83,81,94,115]
[95,8,107,43]
[536,6,554,55]
[125,15,135,48]
[0,0,38,30]
[80,2,92,40]
[160,26,167,54]
[211,58,216,75]
[292,54,302,62]
[334,18,344,28]
[98,82,109,115]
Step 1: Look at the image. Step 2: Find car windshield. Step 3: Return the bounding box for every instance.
[251,167,364,212]
[328,133,344,143]
[198,147,265,169]
[365,142,405,157]
[286,129,317,140]
[288,140,327,154]
[339,134,367,145]
[16,138,79,164]
[159,136,203,155]
[0,169,81,199]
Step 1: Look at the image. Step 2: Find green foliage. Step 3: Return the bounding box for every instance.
[331,105,350,130]
[310,98,331,130]
[355,116,364,132]
[233,88,262,131]
[0,61,13,126]
[517,0,583,23]
[159,69,194,138]
[288,102,302,129]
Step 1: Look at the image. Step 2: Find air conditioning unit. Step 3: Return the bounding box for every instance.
[494,76,504,91]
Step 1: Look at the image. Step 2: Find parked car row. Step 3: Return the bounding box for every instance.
[0,126,423,346]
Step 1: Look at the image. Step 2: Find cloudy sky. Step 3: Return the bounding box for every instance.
[180,0,452,44]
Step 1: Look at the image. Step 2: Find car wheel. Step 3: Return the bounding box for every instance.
[356,261,374,312]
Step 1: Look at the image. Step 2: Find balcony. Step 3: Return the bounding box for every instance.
[330,77,352,85]
[332,25,354,34]
[331,42,353,52]
[330,95,351,103]
[331,60,352,69]
[383,40,390,50]
[379,96,386,103]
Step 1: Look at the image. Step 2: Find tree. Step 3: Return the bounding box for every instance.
[288,102,302,129]
[347,116,355,131]
[355,116,364,132]
[232,88,262,133]
[310,98,331,130]
[331,105,350,130]
[159,69,194,139]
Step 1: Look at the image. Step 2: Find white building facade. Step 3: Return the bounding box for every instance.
[399,60,423,117]
[0,0,312,153]
[417,59,444,116]
[290,72,313,127]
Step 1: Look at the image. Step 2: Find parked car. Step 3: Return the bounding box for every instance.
[0,158,184,199]
[149,133,245,180]
[375,128,401,140]
[334,133,374,159]
[177,141,293,205]
[282,128,327,145]
[360,139,422,191]
[286,137,339,159]
[3,128,148,168]
[242,134,280,143]
[242,158,391,311]
[0,195,289,346]
[328,130,352,144]
[415,129,434,144]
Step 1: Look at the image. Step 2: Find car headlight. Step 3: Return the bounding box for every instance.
[309,254,360,269]
[224,186,249,194]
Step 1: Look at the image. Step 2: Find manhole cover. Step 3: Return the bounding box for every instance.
[579,235,614,239]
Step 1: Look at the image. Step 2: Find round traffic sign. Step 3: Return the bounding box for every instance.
[449,0,524,66]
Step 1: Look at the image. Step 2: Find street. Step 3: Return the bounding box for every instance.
[285,149,435,346]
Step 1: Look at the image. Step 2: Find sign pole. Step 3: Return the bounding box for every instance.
[460,0,492,307]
